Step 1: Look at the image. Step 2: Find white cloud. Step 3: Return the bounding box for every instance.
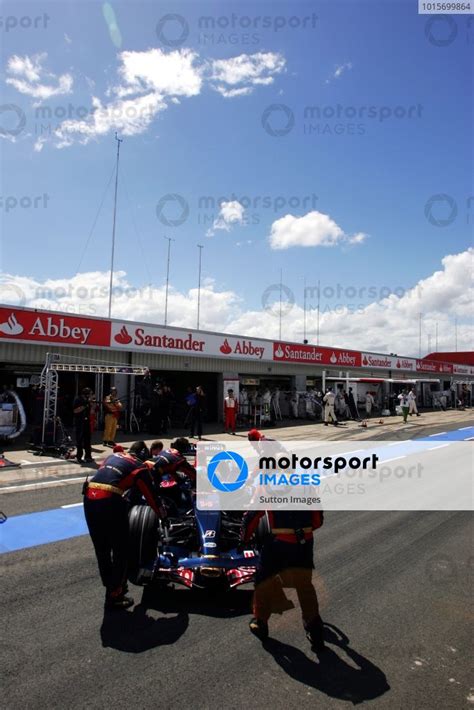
[227,249,474,355]
[35,92,166,151]
[209,52,285,97]
[269,210,368,250]
[348,232,368,245]
[206,201,246,237]
[0,249,472,357]
[326,62,353,84]
[0,271,241,334]
[114,48,202,98]
[8,48,285,149]
[6,53,73,101]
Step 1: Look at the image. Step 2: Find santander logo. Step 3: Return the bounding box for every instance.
[0,313,23,336]
[220,338,232,355]
[115,325,133,345]
[363,354,392,368]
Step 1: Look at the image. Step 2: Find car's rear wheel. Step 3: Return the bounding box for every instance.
[128,505,161,585]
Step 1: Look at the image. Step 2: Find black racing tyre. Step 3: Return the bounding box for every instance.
[254,513,271,549]
[128,505,161,585]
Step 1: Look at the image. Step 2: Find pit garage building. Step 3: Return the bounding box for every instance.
[0,305,472,429]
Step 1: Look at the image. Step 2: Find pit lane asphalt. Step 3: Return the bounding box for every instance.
[1,425,473,709]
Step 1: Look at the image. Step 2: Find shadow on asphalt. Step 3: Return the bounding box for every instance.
[100,603,189,652]
[100,585,253,652]
[141,584,254,619]
[263,622,390,705]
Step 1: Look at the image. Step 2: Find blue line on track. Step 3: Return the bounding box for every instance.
[1,426,472,554]
[417,426,474,442]
[0,505,88,554]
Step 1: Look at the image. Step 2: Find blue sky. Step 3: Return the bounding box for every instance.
[0,0,472,354]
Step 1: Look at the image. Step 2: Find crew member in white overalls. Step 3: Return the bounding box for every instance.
[323,388,337,426]
[407,388,420,416]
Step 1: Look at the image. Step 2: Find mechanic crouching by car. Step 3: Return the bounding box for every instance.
[242,508,326,651]
[83,441,166,610]
[151,437,197,512]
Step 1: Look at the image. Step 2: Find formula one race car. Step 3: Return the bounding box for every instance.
[127,485,268,591]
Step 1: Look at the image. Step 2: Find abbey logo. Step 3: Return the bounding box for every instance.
[219,338,266,360]
[0,309,110,346]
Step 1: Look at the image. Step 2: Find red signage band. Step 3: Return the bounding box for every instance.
[273,342,362,368]
[0,308,110,347]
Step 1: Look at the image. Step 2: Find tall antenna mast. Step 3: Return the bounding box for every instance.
[163,236,174,326]
[197,244,204,330]
[279,268,283,341]
[108,132,122,318]
[317,279,321,345]
[303,276,307,342]
[418,312,422,358]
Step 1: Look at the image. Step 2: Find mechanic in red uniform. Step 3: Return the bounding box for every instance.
[242,508,325,651]
[83,441,165,610]
[248,428,268,441]
[151,437,197,510]
[152,437,196,483]
[224,389,238,434]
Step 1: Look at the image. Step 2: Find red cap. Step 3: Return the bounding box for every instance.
[113,444,125,453]
[248,429,263,441]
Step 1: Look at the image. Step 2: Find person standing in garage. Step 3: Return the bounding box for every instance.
[323,388,337,426]
[224,388,238,434]
[83,441,166,610]
[73,387,93,462]
[348,387,360,420]
[365,391,375,418]
[103,387,122,446]
[190,385,205,440]
[408,387,420,417]
[398,389,410,423]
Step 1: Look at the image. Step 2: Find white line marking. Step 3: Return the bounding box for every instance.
[459,426,473,430]
[0,476,84,492]
[20,459,32,464]
[61,502,82,509]
[427,444,450,451]
[388,442,401,446]
[382,456,406,463]
[429,432,446,437]
[464,436,474,441]
[341,450,364,456]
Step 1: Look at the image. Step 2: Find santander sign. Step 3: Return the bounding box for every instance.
[111,323,269,360]
[273,342,361,367]
[113,324,205,352]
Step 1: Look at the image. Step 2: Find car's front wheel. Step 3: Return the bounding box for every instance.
[128,505,161,585]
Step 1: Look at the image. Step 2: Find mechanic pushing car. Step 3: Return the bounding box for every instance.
[242,507,325,651]
[83,441,166,610]
[151,437,197,511]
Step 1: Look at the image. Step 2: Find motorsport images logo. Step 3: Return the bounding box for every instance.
[197,439,470,512]
[207,450,249,492]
